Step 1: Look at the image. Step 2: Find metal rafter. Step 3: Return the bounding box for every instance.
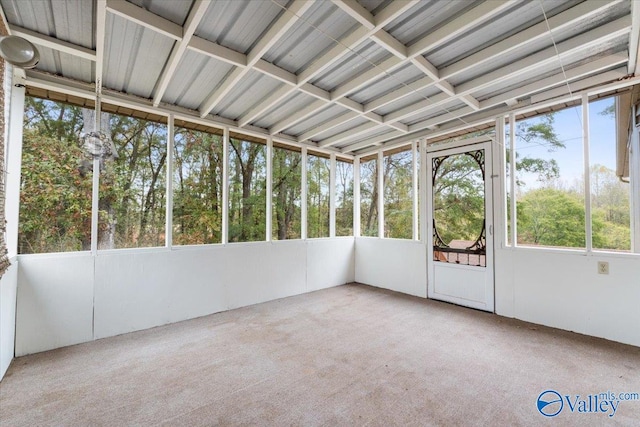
[337,51,628,153]
[8,24,96,61]
[198,0,316,118]
[152,0,211,107]
[105,0,182,40]
[299,0,619,147]
[320,16,631,149]
[269,0,514,138]
[236,0,419,128]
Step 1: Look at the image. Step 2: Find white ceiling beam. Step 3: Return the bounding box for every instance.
[356,1,621,119]
[629,0,640,75]
[383,19,630,124]
[342,133,400,153]
[255,59,297,86]
[530,68,628,104]
[457,16,630,94]
[319,122,380,148]
[26,70,97,99]
[331,56,403,100]
[363,75,640,155]
[461,94,480,111]
[319,22,630,150]
[407,106,475,133]
[188,36,246,67]
[410,56,439,81]
[152,0,210,107]
[335,98,364,114]
[198,67,245,117]
[374,0,420,27]
[199,0,315,118]
[363,76,432,112]
[273,0,514,146]
[296,27,370,85]
[485,53,628,107]
[371,30,407,59]
[8,24,96,61]
[386,121,409,133]
[331,0,375,30]
[384,92,450,123]
[269,100,327,135]
[105,0,182,41]
[247,0,315,65]
[298,111,361,142]
[300,83,331,102]
[95,0,107,88]
[236,29,368,127]
[238,0,413,128]
[362,111,383,124]
[440,0,624,80]
[407,0,516,57]
[435,80,456,97]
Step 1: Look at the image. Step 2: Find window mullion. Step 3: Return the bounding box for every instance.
[583,94,592,252]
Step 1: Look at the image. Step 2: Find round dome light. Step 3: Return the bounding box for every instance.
[0,35,40,69]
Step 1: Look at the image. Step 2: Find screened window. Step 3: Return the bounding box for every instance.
[99,113,167,249]
[272,145,301,240]
[228,136,266,242]
[307,152,330,238]
[336,159,353,236]
[383,147,412,239]
[515,106,585,248]
[173,127,223,245]
[19,97,92,253]
[589,98,631,252]
[360,156,378,236]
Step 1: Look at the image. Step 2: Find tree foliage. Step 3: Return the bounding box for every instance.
[18,97,630,254]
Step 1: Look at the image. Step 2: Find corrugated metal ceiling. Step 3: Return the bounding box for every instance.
[2,0,634,156]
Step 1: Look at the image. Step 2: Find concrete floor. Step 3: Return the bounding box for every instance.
[1,284,639,426]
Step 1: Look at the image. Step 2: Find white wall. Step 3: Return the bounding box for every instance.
[15,238,355,356]
[16,254,94,356]
[354,237,640,348]
[0,260,18,379]
[494,248,640,347]
[355,238,427,298]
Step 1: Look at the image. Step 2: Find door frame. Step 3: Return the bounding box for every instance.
[426,136,495,312]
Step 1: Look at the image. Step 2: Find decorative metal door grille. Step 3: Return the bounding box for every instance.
[432,150,486,267]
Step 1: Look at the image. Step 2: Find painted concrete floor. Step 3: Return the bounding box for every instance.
[1,284,639,426]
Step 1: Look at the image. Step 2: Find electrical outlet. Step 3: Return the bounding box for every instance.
[597,261,609,275]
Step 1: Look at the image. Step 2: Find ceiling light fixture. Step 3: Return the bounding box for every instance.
[0,35,40,69]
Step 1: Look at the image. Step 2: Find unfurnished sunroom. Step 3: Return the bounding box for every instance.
[0,0,639,425]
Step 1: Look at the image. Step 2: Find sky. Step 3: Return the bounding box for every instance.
[514,97,617,191]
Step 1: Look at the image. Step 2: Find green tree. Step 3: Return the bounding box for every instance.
[517,188,596,248]
[307,154,330,238]
[383,150,412,239]
[172,128,223,245]
[19,98,91,253]
[360,157,378,236]
[272,147,301,240]
[335,160,353,236]
[433,152,485,245]
[228,138,266,242]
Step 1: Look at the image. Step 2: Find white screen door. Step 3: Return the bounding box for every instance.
[427,139,494,312]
